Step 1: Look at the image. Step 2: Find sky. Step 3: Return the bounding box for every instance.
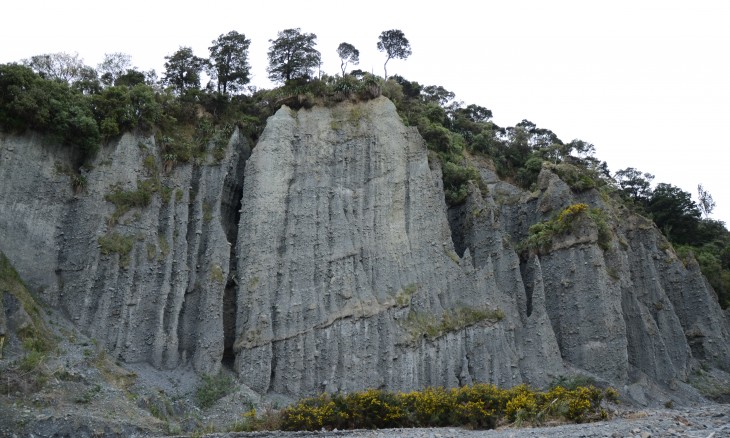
[2,0,729,225]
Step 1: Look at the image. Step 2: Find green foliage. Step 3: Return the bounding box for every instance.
[105,179,158,224]
[279,384,616,431]
[230,408,283,432]
[422,123,453,152]
[402,306,505,340]
[520,204,611,255]
[209,31,251,94]
[260,74,383,110]
[97,52,132,86]
[549,375,598,391]
[143,154,157,175]
[126,84,163,131]
[516,155,544,189]
[202,202,213,222]
[442,161,482,205]
[1,61,160,160]
[98,232,134,266]
[336,43,360,76]
[551,163,597,192]
[267,28,321,84]
[422,85,455,106]
[92,86,133,137]
[162,47,206,94]
[377,29,412,79]
[0,63,100,157]
[114,69,147,87]
[395,283,419,306]
[211,264,225,284]
[614,167,654,206]
[648,183,702,245]
[588,208,612,251]
[196,374,234,408]
[160,185,173,204]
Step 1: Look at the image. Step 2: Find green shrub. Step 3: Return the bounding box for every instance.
[516,156,544,189]
[402,306,504,341]
[394,283,419,306]
[587,208,612,251]
[105,179,159,224]
[552,163,597,192]
[160,185,173,204]
[520,204,612,255]
[71,174,87,193]
[549,374,597,390]
[196,374,234,408]
[98,232,134,267]
[211,264,224,284]
[442,160,482,205]
[202,202,213,222]
[143,155,157,175]
[421,124,453,153]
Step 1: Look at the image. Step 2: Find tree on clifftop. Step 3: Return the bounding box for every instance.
[23,52,87,84]
[648,183,702,244]
[267,28,321,84]
[162,47,206,94]
[97,52,133,87]
[336,42,360,76]
[614,167,654,206]
[208,31,251,94]
[698,184,716,218]
[377,29,412,79]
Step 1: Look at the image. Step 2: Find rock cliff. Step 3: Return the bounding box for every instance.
[0,128,250,375]
[1,97,728,406]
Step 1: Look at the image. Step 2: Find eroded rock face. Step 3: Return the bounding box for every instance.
[454,166,729,402]
[233,98,527,394]
[0,132,74,299]
[0,129,250,374]
[1,97,728,405]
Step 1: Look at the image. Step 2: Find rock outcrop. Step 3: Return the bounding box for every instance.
[232,98,547,395]
[0,128,250,375]
[1,96,728,406]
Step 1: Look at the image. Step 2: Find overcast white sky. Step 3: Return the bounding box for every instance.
[2,0,729,225]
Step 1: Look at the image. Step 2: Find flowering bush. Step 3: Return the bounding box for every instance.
[279,383,618,430]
